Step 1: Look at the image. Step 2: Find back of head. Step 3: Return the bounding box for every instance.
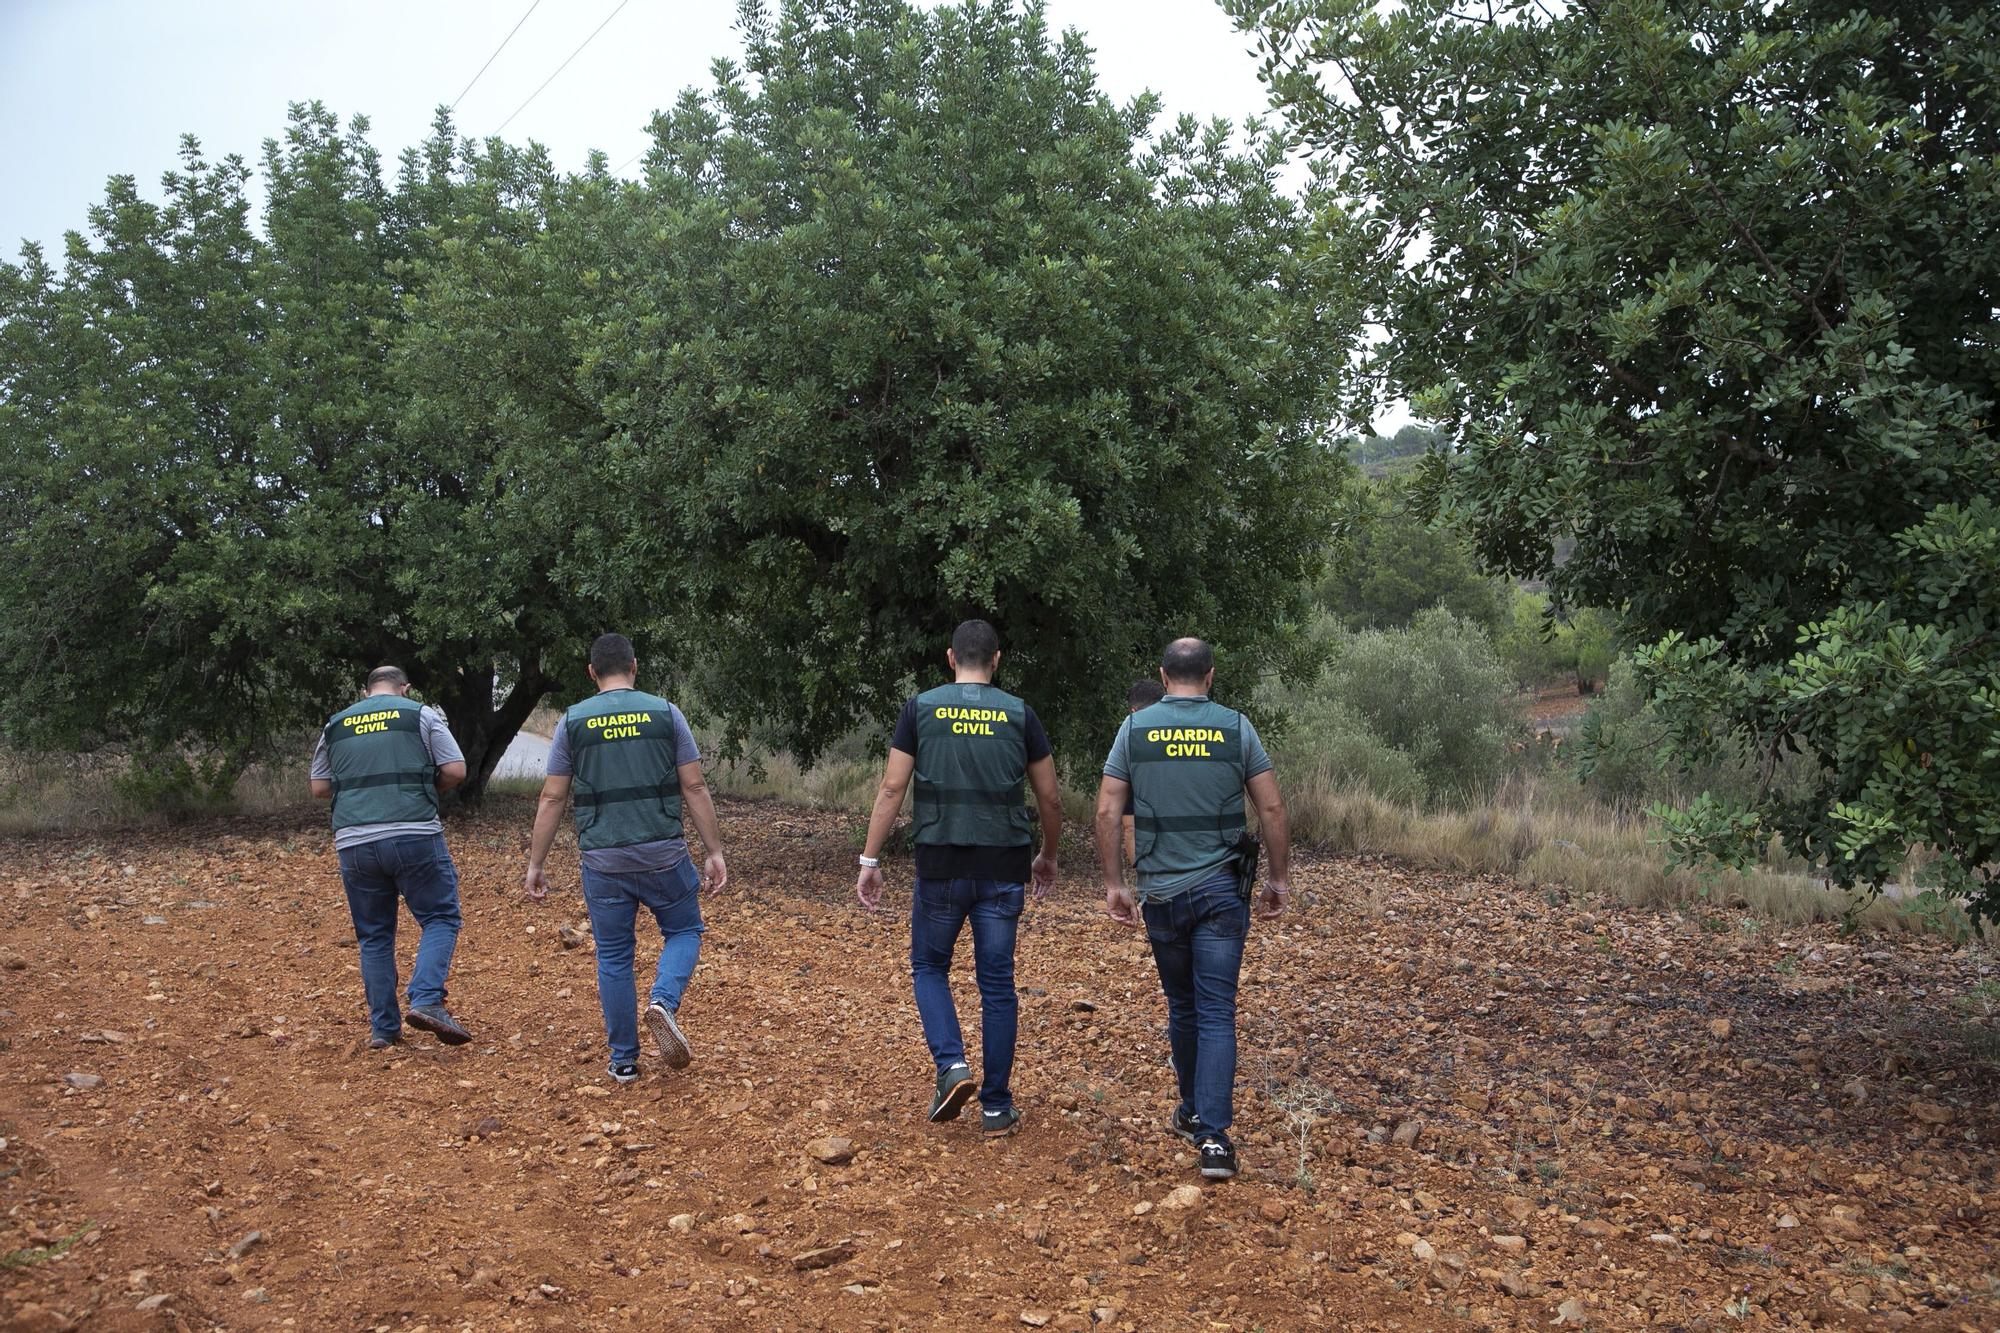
[1160,637,1213,686]
[590,633,638,679]
[1127,678,1166,711]
[366,664,410,692]
[951,618,1001,671]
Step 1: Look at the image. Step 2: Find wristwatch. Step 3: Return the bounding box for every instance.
[858,855,880,868]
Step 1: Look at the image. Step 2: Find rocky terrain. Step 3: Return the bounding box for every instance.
[3,796,1996,1330]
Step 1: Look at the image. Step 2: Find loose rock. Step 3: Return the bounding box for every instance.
[807,1136,854,1166]
[793,1241,857,1271]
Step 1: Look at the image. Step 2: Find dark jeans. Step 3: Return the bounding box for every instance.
[336,833,463,1041]
[1142,868,1248,1138]
[910,877,1023,1111]
[581,856,705,1065]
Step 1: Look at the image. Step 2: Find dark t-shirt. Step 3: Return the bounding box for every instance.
[890,693,1052,883]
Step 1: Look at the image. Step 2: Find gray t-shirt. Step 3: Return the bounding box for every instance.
[547,701,701,874]
[310,703,465,852]
[1102,694,1272,902]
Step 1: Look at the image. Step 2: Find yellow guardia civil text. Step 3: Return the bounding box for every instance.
[341,709,405,735]
[589,711,654,740]
[1146,727,1224,757]
[934,705,1009,736]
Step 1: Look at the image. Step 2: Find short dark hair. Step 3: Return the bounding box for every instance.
[951,619,1001,670]
[590,633,638,678]
[366,664,409,690]
[1161,637,1214,685]
[1128,678,1166,710]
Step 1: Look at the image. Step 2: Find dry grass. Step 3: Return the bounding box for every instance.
[1281,769,1981,938]
[0,749,302,836]
[703,750,882,811]
[3,738,1983,944]
[519,705,564,741]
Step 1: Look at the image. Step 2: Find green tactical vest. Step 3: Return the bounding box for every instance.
[564,688,684,851]
[910,682,1034,848]
[323,696,438,830]
[1124,697,1248,879]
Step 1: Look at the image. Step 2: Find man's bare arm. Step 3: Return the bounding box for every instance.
[1246,769,1290,917]
[435,761,467,792]
[1026,755,1062,857]
[523,774,572,900]
[678,759,729,891]
[1095,776,1138,925]
[855,749,915,910]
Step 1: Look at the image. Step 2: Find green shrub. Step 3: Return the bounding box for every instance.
[1318,483,1507,634]
[1494,590,1570,689]
[1263,608,1519,807]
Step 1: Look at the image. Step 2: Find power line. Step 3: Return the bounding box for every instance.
[491,0,633,137]
[449,0,544,113]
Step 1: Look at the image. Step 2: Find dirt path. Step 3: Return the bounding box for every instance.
[2,797,1996,1331]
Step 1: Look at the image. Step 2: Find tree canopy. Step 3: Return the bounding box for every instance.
[0,0,1358,798]
[1235,0,2000,914]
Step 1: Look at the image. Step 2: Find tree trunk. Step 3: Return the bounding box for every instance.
[432,656,549,810]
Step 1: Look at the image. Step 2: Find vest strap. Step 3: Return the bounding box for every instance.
[1133,812,1242,833]
[916,785,1022,806]
[574,783,679,811]
[330,771,433,793]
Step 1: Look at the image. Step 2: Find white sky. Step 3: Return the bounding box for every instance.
[0,0,1407,433]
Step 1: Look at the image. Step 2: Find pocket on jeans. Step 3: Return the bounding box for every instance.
[1207,898,1250,942]
[990,883,1025,920]
[1141,902,1178,946]
[917,880,968,923]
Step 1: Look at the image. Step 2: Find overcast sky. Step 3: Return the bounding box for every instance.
[0,0,1406,431]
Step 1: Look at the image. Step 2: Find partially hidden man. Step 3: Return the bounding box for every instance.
[310,665,474,1050]
[1094,638,1290,1181]
[856,620,1061,1136]
[525,634,729,1085]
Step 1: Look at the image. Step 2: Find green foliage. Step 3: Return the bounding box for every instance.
[1492,591,1570,691]
[581,0,1357,762]
[1,1,1360,791]
[1265,608,1519,804]
[1237,0,2000,915]
[1492,590,1620,693]
[1319,480,1506,633]
[1576,659,1819,814]
[0,108,629,800]
[1348,423,1443,476]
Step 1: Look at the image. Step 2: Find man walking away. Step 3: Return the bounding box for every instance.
[524,634,729,1085]
[310,665,473,1050]
[1094,638,1290,1180]
[856,619,1061,1136]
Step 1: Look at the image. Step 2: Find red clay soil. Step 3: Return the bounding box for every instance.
[2,796,1996,1332]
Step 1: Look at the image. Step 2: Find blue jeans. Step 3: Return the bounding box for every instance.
[910,878,1023,1111]
[337,833,463,1041]
[1141,869,1248,1138]
[581,857,706,1064]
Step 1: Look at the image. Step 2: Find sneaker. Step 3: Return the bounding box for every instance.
[927,1063,976,1123]
[609,1061,639,1085]
[368,1032,402,1051]
[644,1002,691,1069]
[405,1005,471,1046]
[1197,1136,1238,1181]
[981,1106,1022,1137]
[1168,1105,1204,1143]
